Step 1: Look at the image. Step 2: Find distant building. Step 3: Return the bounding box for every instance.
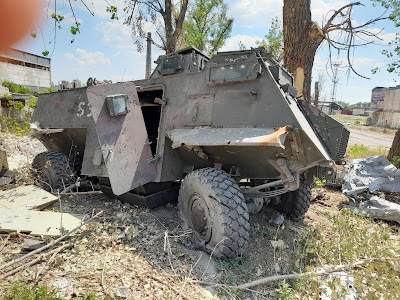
[371,86,400,111]
[0,48,51,92]
[352,108,367,116]
[317,102,344,114]
[368,86,400,128]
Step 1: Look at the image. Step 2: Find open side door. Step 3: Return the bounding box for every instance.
[87,82,156,195]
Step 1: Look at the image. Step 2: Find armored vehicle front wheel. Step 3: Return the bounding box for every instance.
[178,168,250,259]
[32,152,75,192]
[272,184,312,220]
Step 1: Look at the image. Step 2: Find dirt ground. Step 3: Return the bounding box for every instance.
[0,186,350,299]
[0,133,398,299]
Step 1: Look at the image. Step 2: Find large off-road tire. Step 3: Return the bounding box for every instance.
[32,152,75,192]
[273,184,312,220]
[178,168,250,259]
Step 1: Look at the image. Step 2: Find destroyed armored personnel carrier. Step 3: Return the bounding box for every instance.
[31,47,349,258]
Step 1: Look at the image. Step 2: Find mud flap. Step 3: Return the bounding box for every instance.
[86,83,156,195]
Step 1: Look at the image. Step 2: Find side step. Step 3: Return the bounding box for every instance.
[99,183,180,209]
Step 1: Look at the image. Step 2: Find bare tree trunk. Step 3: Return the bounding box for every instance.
[388,129,400,168]
[162,0,188,53]
[283,0,324,100]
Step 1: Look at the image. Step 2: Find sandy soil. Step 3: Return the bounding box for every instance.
[348,129,394,148]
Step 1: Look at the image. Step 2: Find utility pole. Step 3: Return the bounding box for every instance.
[145,32,152,79]
[329,63,340,113]
[314,81,319,107]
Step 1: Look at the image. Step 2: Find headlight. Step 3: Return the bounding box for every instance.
[106,94,128,116]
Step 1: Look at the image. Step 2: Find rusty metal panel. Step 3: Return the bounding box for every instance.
[86,83,156,195]
[167,127,292,149]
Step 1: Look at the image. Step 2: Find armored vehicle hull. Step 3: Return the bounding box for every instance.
[31,47,349,258]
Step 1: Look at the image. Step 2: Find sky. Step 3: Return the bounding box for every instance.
[13,0,400,104]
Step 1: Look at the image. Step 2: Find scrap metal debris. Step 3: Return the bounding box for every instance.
[340,155,400,223]
[29,122,64,136]
[342,155,400,196]
[344,195,400,224]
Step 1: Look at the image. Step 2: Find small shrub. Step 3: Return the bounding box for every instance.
[277,280,294,300]
[1,80,31,94]
[39,87,55,94]
[390,156,400,165]
[315,178,326,188]
[0,98,32,134]
[1,281,61,300]
[355,120,360,124]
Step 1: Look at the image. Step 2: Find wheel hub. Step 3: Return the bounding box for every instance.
[190,194,212,242]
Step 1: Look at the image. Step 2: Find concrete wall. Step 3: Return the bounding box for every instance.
[352,108,365,116]
[368,111,400,128]
[0,61,51,91]
[376,88,400,111]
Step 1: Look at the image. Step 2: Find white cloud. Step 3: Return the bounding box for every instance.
[228,0,353,29]
[229,0,282,29]
[64,48,111,67]
[61,13,84,26]
[311,0,350,26]
[368,28,397,43]
[336,85,371,103]
[220,34,263,51]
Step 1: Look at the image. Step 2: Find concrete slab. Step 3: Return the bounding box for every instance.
[0,185,84,236]
[0,185,58,210]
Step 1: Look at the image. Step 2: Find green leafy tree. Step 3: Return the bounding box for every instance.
[124,0,189,53]
[372,0,400,74]
[256,17,284,61]
[182,0,233,55]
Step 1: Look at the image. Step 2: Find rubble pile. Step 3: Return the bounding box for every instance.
[341,155,400,223]
[0,132,46,170]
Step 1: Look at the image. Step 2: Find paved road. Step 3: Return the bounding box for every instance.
[348,129,394,148]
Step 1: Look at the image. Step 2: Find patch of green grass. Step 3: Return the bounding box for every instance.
[216,253,251,274]
[331,115,367,125]
[347,144,388,159]
[277,280,294,300]
[1,282,61,300]
[293,209,400,299]
[1,80,31,94]
[39,87,55,94]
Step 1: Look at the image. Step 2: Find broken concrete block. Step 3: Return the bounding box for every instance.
[0,185,85,236]
[115,286,130,298]
[22,238,46,251]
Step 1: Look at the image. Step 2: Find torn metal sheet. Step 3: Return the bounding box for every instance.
[0,185,84,236]
[168,126,293,149]
[342,155,400,196]
[29,122,64,136]
[345,196,400,224]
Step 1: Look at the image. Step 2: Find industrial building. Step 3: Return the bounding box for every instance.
[369,86,400,128]
[0,48,51,92]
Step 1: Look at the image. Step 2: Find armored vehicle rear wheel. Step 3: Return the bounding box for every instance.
[32,152,75,192]
[178,168,250,259]
[272,184,311,220]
